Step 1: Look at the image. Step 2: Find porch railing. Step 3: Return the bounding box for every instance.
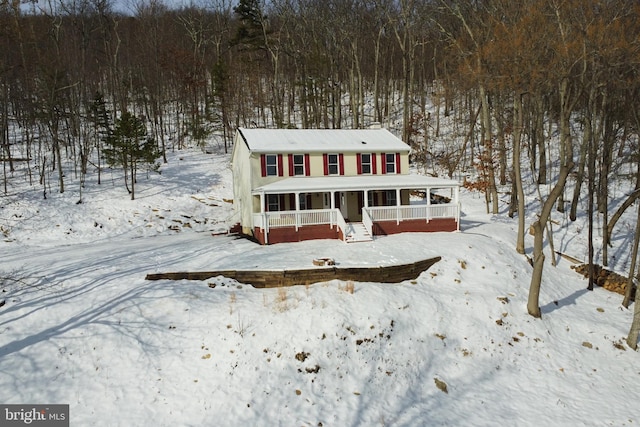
[365,204,458,224]
[253,208,338,230]
[361,208,374,236]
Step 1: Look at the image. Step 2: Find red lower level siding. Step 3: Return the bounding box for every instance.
[254,219,456,245]
[372,218,458,235]
[254,224,343,245]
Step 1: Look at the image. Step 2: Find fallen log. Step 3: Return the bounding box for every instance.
[145,256,442,288]
[571,263,636,300]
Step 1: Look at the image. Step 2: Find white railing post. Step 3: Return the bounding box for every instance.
[335,209,347,241]
[264,212,269,244]
[362,208,374,237]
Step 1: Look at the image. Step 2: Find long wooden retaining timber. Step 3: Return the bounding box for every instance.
[145,256,441,288]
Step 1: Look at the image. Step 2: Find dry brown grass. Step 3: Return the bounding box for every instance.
[276,287,288,302]
[339,280,355,294]
[229,291,237,314]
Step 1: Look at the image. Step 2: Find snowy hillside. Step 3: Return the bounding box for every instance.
[1,149,638,426]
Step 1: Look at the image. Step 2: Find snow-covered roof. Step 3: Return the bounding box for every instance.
[238,127,410,154]
[252,174,460,194]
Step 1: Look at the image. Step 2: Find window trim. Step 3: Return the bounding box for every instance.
[385,153,396,174]
[293,154,305,176]
[267,194,280,212]
[385,190,397,206]
[327,153,339,175]
[359,153,372,175]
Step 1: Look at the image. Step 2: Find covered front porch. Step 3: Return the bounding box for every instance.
[251,175,460,245]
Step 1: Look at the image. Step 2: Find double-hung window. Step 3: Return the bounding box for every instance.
[267,194,280,211]
[293,154,305,176]
[385,153,396,174]
[361,153,372,174]
[265,154,278,176]
[385,190,397,206]
[327,154,339,175]
[299,193,309,210]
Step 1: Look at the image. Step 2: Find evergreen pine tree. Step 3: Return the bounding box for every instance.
[103,111,160,200]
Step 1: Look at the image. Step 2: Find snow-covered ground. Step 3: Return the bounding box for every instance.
[1,149,638,426]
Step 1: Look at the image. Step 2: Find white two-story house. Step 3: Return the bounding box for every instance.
[231,126,460,245]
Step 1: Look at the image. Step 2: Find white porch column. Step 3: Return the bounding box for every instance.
[295,192,301,230]
[426,188,431,222]
[396,188,401,224]
[455,186,460,231]
[330,191,335,209]
[259,192,268,244]
[364,190,369,207]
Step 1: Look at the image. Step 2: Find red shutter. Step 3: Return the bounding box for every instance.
[279,194,285,210]
[396,152,401,174]
[260,154,267,177]
[288,154,294,176]
[357,154,362,174]
[373,192,379,206]
[277,154,284,177]
[265,196,269,212]
[381,153,386,174]
[339,153,344,175]
[304,154,310,176]
[306,194,312,208]
[335,192,341,208]
[289,193,295,210]
[372,153,377,174]
[323,153,328,175]
[382,191,387,205]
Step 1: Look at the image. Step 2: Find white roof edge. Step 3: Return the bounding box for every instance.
[252,175,460,194]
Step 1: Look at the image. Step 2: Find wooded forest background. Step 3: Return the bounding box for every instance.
[2,0,640,321]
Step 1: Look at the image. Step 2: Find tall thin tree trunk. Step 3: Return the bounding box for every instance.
[627,289,640,350]
[479,84,498,214]
[514,93,526,254]
[622,203,640,308]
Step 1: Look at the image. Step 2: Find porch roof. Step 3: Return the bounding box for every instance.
[252,174,460,195]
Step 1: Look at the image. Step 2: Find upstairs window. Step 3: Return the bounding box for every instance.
[266,154,278,176]
[323,153,344,175]
[327,154,339,175]
[381,152,400,174]
[288,153,310,176]
[293,154,305,176]
[261,154,283,177]
[359,153,372,174]
[385,153,396,174]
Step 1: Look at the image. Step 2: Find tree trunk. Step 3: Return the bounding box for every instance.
[527,161,574,317]
[587,121,596,290]
[479,84,499,214]
[622,203,640,308]
[527,220,545,318]
[535,96,547,185]
[627,293,640,350]
[569,121,589,222]
[514,93,526,255]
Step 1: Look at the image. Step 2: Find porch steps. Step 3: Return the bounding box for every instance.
[345,222,373,243]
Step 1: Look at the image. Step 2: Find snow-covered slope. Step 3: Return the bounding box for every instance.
[0,149,638,426]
